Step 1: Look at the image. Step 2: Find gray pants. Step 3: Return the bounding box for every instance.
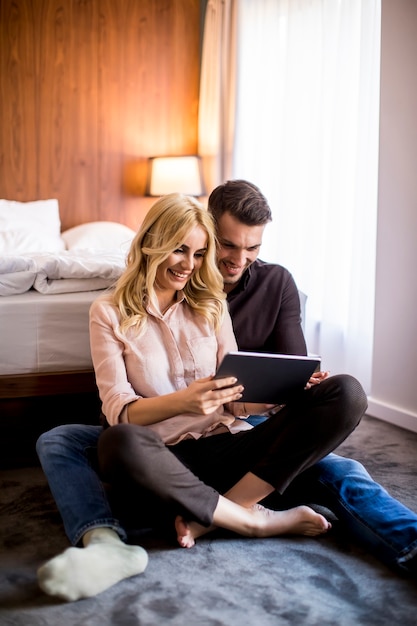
[98,374,367,527]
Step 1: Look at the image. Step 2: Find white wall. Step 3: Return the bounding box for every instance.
[367,0,417,432]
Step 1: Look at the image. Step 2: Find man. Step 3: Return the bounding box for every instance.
[209,180,306,355]
[36,180,417,602]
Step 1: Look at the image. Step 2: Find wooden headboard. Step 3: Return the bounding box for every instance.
[0,0,201,232]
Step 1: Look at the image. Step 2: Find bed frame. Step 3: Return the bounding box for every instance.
[0,370,96,399]
[0,284,107,468]
[0,371,101,469]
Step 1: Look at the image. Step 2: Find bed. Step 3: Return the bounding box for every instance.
[0,199,136,467]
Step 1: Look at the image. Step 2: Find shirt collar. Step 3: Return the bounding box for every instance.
[146,290,186,317]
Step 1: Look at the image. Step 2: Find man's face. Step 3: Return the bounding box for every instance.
[215,212,265,293]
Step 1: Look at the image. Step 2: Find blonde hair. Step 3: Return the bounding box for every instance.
[113,193,227,335]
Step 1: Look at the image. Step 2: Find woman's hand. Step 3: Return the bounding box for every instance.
[305,370,330,390]
[127,376,243,426]
[180,376,244,415]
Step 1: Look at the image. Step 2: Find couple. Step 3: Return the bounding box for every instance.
[37,180,417,602]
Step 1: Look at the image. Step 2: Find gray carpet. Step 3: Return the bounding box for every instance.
[1,415,417,625]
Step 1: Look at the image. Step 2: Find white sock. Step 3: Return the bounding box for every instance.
[37,528,148,601]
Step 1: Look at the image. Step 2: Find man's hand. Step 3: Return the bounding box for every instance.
[305,370,330,390]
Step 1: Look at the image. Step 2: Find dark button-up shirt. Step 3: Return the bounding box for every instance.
[227,259,307,356]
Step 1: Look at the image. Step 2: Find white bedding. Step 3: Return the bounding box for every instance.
[0,250,126,296]
[0,290,101,375]
[0,211,133,376]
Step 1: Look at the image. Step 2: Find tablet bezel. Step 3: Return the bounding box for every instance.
[214,351,321,404]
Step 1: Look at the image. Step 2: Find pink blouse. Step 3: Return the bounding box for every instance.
[89,293,250,445]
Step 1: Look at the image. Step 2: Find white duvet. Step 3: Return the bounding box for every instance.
[0,250,127,296]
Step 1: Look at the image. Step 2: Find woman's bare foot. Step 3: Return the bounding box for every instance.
[251,504,331,537]
[175,504,331,548]
[175,516,212,548]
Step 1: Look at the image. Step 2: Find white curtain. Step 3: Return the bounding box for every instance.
[230,0,381,392]
[198,0,237,192]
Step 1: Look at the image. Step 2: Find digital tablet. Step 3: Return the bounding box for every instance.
[214,351,321,404]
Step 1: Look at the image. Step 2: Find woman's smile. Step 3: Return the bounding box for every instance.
[168,268,191,281]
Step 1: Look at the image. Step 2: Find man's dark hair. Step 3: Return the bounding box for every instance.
[208,179,272,226]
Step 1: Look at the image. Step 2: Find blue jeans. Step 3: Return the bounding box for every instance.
[36,423,417,575]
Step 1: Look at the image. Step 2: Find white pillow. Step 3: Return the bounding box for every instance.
[0,198,65,253]
[62,221,136,252]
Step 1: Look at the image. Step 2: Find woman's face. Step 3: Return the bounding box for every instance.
[155,225,208,293]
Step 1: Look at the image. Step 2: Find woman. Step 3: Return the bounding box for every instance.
[93,192,364,547]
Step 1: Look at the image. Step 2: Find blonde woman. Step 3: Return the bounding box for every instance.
[92,192,361,547]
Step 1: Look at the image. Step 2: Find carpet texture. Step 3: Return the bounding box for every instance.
[1,415,417,625]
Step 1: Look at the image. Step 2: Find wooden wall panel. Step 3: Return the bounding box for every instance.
[37,0,101,225]
[0,1,38,196]
[0,0,201,231]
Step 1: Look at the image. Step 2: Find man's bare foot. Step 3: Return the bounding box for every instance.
[175,504,331,548]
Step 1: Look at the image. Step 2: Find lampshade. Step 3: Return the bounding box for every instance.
[146,156,205,197]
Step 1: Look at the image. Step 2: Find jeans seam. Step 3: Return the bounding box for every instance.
[73,519,128,546]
